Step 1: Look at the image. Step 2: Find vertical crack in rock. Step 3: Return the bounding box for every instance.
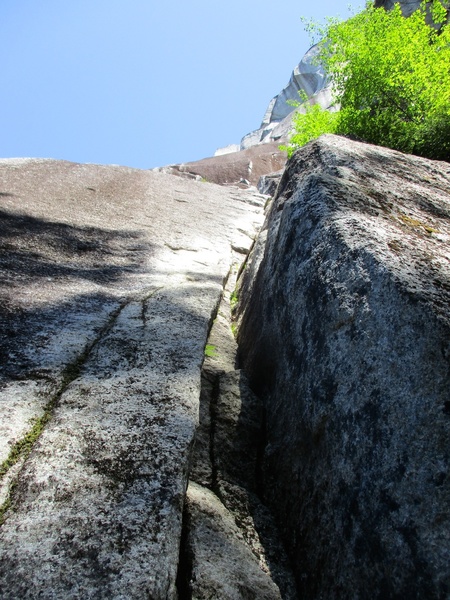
[175,275,227,600]
[208,370,221,496]
[140,286,164,329]
[176,255,298,599]
[175,499,194,600]
[0,289,161,526]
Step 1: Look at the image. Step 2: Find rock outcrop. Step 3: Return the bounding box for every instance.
[155,142,286,188]
[236,135,450,599]
[1,138,449,598]
[240,44,334,151]
[0,158,277,598]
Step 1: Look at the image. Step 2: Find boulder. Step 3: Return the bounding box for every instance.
[237,135,450,598]
[181,482,283,600]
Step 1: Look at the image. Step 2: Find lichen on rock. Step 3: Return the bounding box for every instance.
[237,135,450,599]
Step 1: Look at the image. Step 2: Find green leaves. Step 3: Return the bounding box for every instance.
[287,1,450,161]
[204,344,218,358]
[430,0,448,24]
[280,102,339,157]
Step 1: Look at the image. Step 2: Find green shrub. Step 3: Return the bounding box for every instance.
[280,101,339,157]
[287,1,450,161]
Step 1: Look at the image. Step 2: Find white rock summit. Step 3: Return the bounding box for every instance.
[240,44,334,151]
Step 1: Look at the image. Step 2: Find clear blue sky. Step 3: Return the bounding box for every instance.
[0,1,356,169]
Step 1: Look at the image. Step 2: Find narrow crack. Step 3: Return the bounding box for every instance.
[174,270,232,598]
[140,286,164,328]
[175,500,193,600]
[176,250,299,599]
[0,292,147,526]
[208,372,220,497]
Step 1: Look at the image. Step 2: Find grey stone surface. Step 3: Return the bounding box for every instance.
[260,45,329,125]
[257,171,283,196]
[182,482,282,600]
[237,135,450,599]
[0,158,265,598]
[186,262,298,599]
[240,45,335,150]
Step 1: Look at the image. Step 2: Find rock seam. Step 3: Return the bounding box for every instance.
[0,287,164,527]
[175,255,298,599]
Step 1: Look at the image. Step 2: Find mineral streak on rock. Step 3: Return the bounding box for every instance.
[237,135,450,599]
[0,158,266,599]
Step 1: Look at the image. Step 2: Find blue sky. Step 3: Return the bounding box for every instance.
[0,1,356,169]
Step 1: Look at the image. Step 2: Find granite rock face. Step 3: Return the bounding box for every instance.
[155,142,286,188]
[240,45,334,151]
[237,135,450,599]
[0,158,267,599]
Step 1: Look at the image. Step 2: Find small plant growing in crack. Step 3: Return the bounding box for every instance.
[204,344,218,358]
[230,289,239,312]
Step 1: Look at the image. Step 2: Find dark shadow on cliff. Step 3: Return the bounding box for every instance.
[0,208,154,290]
[0,208,156,382]
[0,208,152,289]
[208,367,299,599]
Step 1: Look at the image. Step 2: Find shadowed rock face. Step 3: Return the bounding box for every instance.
[237,135,450,599]
[0,158,267,599]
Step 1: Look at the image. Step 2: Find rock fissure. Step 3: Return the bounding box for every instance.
[176,252,298,599]
[207,370,221,497]
[0,296,136,524]
[140,286,165,328]
[175,501,194,600]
